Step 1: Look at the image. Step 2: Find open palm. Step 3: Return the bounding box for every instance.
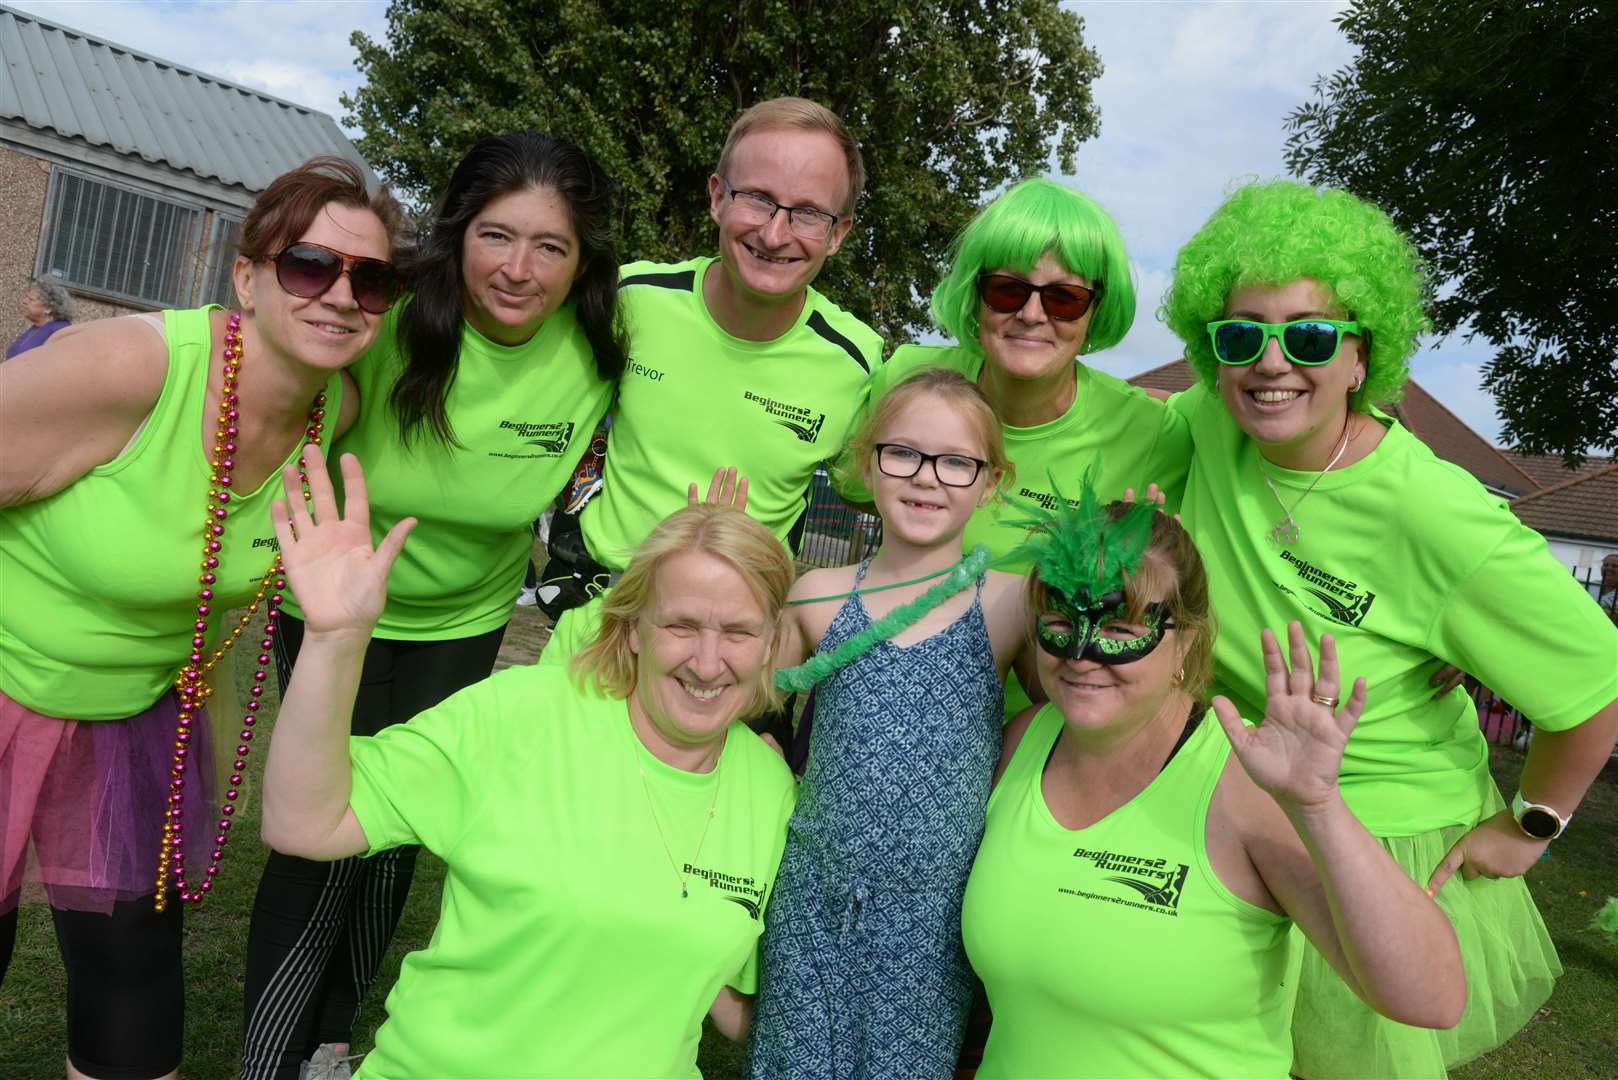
[270,445,415,636]
[1212,622,1366,812]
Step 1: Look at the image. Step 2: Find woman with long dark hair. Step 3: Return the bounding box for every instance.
[240,131,627,1080]
[1,156,403,1080]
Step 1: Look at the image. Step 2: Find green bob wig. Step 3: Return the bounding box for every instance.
[931,178,1136,357]
[1160,180,1431,410]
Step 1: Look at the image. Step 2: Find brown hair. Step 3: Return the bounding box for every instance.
[716,97,865,215]
[1027,505,1216,700]
[571,505,795,718]
[839,367,1013,498]
[238,156,407,260]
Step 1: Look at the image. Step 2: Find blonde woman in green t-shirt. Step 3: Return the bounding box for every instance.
[1162,179,1618,1077]
[260,453,797,1078]
[242,132,627,1079]
[961,497,1465,1078]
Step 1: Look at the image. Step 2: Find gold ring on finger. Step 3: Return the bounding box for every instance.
[1310,693,1339,708]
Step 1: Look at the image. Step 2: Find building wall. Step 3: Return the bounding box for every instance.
[1,143,223,351]
[1545,536,1618,577]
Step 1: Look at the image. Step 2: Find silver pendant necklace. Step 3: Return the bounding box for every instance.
[1259,419,1354,546]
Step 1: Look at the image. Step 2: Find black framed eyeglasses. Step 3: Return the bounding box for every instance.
[873,443,989,488]
[268,242,398,315]
[720,179,842,241]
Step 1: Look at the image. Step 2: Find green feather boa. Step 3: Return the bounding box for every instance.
[774,544,994,692]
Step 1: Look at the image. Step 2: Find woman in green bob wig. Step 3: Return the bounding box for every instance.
[1161,178,1618,1078]
[839,177,1192,719]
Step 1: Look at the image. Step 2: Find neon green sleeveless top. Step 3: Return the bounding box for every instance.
[962,707,1294,1078]
[0,308,342,720]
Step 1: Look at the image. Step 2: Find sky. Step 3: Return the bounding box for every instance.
[10,0,1507,444]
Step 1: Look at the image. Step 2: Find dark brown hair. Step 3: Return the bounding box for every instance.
[238,156,407,261]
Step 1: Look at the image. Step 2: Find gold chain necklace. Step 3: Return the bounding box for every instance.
[1258,417,1354,546]
[626,725,722,899]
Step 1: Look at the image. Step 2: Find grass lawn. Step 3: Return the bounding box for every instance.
[2,604,1612,1078]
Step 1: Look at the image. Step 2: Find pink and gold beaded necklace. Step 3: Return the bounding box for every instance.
[153,311,325,912]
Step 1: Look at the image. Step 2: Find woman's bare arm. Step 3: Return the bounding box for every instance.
[0,319,167,506]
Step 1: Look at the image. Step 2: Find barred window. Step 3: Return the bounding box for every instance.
[37,169,202,307]
[203,213,245,309]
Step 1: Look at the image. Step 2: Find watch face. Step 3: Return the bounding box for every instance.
[1520,808,1561,840]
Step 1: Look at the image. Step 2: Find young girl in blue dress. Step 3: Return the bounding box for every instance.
[744,368,1039,1079]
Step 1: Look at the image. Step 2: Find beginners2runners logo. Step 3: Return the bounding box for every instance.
[493,419,575,458]
[1058,847,1190,916]
[1275,549,1376,627]
[685,863,769,919]
[743,390,825,444]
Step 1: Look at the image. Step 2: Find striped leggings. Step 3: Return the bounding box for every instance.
[239,617,505,1080]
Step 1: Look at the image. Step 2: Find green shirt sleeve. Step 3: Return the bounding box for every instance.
[348,669,521,857]
[1426,525,1618,732]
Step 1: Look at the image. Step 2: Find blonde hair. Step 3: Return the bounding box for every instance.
[716,96,865,215]
[1026,506,1216,700]
[839,367,1013,498]
[571,505,795,718]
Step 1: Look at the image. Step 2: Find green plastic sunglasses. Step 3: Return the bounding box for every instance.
[1207,318,1364,366]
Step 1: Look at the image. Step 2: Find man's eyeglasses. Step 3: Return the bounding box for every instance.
[720,179,842,242]
[873,443,988,488]
[269,242,398,315]
[977,273,1101,322]
[1206,318,1364,366]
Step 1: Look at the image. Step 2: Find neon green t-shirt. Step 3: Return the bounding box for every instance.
[347,663,796,1079]
[837,342,1192,714]
[0,308,342,719]
[1172,383,1618,835]
[962,707,1293,1078]
[580,257,881,571]
[285,303,612,640]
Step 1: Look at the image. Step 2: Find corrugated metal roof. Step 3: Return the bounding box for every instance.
[0,3,366,194]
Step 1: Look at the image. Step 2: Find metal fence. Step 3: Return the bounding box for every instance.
[1472,562,1616,749]
[796,466,883,568]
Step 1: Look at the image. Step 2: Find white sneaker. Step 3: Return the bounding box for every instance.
[516,585,539,607]
[299,1043,358,1080]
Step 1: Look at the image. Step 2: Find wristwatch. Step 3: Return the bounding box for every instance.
[1511,790,1570,840]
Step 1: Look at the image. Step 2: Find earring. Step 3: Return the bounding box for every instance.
[1349,380,1363,393]
[1174,666,1185,686]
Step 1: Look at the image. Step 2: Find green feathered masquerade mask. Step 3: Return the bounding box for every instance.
[1005,471,1170,665]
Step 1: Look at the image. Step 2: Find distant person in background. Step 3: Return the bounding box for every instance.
[1597,553,1618,623]
[6,279,75,359]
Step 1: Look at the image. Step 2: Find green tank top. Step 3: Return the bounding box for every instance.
[0,308,342,720]
[961,706,1295,1078]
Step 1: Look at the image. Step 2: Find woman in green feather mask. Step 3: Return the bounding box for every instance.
[960,494,1467,1079]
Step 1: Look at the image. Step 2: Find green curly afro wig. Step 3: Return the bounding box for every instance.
[1160,180,1432,410]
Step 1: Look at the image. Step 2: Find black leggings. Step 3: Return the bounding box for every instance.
[239,616,505,1080]
[1,896,184,1079]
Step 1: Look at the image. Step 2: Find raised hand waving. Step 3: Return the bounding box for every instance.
[269,445,416,637]
[1212,622,1367,812]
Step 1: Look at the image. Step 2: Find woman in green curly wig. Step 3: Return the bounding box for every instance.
[840,177,1192,720]
[1162,179,1618,1078]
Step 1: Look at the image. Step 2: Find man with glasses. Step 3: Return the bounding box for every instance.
[540,96,881,660]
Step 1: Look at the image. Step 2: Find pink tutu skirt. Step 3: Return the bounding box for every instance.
[1,688,217,913]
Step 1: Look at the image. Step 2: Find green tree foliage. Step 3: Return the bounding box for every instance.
[343,0,1102,344]
[1284,1,1617,462]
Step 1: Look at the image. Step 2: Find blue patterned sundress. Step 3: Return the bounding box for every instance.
[744,559,1004,1080]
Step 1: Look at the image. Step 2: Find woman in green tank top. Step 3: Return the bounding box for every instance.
[0,159,404,1080]
[960,497,1466,1078]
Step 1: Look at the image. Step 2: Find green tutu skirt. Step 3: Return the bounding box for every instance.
[1290,795,1560,1079]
